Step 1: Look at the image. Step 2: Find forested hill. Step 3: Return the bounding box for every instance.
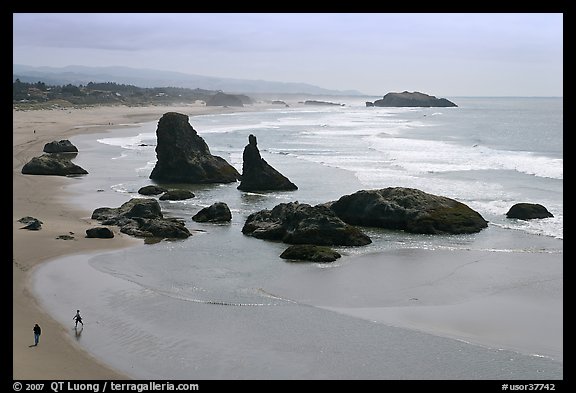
[13,79,252,109]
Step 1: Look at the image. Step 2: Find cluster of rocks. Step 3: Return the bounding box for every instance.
[91,198,191,240]
[242,187,488,262]
[20,140,113,239]
[148,113,298,192]
[21,139,87,176]
[18,216,43,230]
[19,111,555,262]
[242,188,555,263]
[242,201,372,246]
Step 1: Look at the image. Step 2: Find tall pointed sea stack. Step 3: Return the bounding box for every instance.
[237,134,298,191]
[149,112,240,184]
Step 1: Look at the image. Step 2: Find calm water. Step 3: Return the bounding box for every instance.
[35,96,563,379]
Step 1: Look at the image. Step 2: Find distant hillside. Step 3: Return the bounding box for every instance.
[12,79,252,109]
[13,64,364,96]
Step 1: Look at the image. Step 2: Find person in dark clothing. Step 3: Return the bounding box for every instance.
[33,324,41,346]
[73,310,84,328]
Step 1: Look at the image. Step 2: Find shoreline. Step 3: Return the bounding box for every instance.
[14,102,563,379]
[13,103,265,379]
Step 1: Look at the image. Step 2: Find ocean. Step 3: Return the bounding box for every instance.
[32,96,563,379]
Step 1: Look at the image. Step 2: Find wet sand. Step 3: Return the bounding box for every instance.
[268,248,563,362]
[30,247,563,380]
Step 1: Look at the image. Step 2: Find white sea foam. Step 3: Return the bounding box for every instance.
[364,135,563,180]
[93,98,562,241]
[97,132,155,149]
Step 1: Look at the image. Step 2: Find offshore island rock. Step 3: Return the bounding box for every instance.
[149,112,239,184]
[369,91,457,107]
[330,187,488,234]
[242,201,371,246]
[237,134,298,191]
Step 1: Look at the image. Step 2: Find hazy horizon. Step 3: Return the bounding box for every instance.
[13,13,563,97]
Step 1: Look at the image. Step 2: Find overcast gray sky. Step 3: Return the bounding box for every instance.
[13,13,563,96]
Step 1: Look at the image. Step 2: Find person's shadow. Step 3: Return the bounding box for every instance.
[74,325,83,341]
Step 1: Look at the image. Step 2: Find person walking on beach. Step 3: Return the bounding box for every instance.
[33,323,41,346]
[73,310,84,328]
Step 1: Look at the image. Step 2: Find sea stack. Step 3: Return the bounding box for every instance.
[237,134,298,191]
[149,112,240,184]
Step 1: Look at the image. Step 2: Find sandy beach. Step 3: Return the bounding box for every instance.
[12,103,261,380]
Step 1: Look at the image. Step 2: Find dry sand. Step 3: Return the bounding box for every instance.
[12,103,263,380]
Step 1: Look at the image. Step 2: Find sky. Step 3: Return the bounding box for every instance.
[13,13,563,96]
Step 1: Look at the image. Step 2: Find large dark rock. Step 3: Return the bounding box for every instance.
[149,112,240,184]
[373,91,457,107]
[21,154,88,176]
[43,140,79,153]
[237,134,298,192]
[330,188,488,234]
[124,218,191,239]
[92,198,163,221]
[192,202,232,223]
[506,203,554,220]
[205,92,244,107]
[280,245,342,263]
[242,202,372,246]
[91,198,191,239]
